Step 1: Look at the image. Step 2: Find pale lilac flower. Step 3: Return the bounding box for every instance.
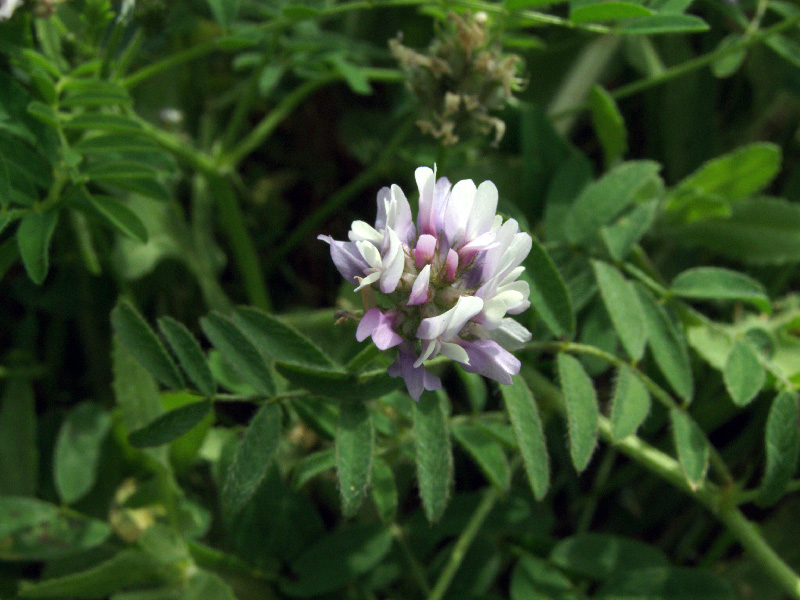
[0,0,24,20]
[319,166,532,400]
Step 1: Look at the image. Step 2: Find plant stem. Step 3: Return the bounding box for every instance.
[346,343,381,373]
[221,77,334,170]
[525,367,800,600]
[207,175,272,311]
[550,13,800,121]
[426,486,499,600]
[391,524,432,596]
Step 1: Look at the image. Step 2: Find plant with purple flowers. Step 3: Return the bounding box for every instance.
[319,167,532,399]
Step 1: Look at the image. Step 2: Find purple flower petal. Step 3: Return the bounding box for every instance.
[458,339,520,385]
[414,234,437,269]
[318,235,368,285]
[356,308,402,350]
[388,343,442,401]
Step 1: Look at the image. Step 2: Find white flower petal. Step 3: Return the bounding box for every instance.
[465,180,498,241]
[408,264,431,306]
[416,166,436,235]
[444,179,476,246]
[439,342,470,365]
[350,220,383,245]
[379,228,405,293]
[354,271,381,291]
[441,295,484,339]
[357,240,382,269]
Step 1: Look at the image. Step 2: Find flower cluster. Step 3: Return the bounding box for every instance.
[390,11,524,146]
[319,167,532,400]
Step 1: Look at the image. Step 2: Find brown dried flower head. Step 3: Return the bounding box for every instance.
[390,11,524,146]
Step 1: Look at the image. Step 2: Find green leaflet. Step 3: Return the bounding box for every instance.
[589,85,627,167]
[550,533,668,580]
[201,312,275,397]
[723,339,765,407]
[286,523,393,597]
[85,194,148,243]
[600,200,658,261]
[564,160,660,245]
[452,422,511,492]
[0,497,111,562]
[158,317,216,397]
[336,400,374,516]
[595,566,733,599]
[54,402,112,504]
[502,377,549,499]
[571,1,653,23]
[671,267,770,314]
[526,236,575,338]
[275,362,401,400]
[370,457,398,523]
[636,286,694,402]
[414,391,453,523]
[18,549,162,597]
[610,367,651,441]
[17,209,58,284]
[128,400,213,448]
[758,391,800,506]
[673,198,800,264]
[592,260,647,360]
[510,555,577,600]
[112,300,185,390]
[557,353,599,472]
[670,409,709,489]
[233,306,336,369]
[220,403,282,521]
[618,14,710,35]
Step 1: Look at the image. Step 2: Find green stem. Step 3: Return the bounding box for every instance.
[391,524,432,596]
[264,118,414,275]
[734,479,800,505]
[526,368,800,600]
[207,175,272,311]
[426,486,499,600]
[526,340,734,484]
[221,77,334,170]
[0,364,48,380]
[346,343,382,373]
[550,13,800,121]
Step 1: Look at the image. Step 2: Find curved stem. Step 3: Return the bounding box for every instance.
[550,13,800,121]
[525,367,800,600]
[426,486,500,600]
